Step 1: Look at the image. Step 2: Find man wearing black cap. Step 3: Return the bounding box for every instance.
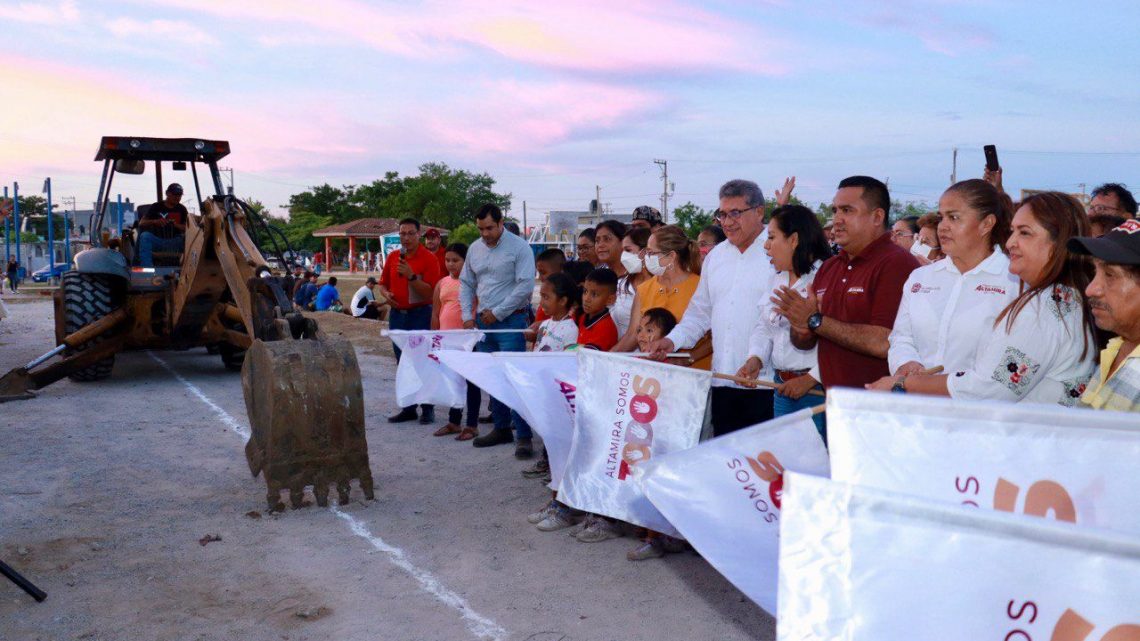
[138,183,188,267]
[630,205,663,231]
[350,276,388,320]
[1069,219,1140,412]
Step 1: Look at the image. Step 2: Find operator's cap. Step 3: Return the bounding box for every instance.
[167,183,184,195]
[632,205,663,225]
[1068,218,1140,265]
[423,228,441,239]
[365,276,378,285]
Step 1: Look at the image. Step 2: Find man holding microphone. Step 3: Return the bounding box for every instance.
[381,217,442,424]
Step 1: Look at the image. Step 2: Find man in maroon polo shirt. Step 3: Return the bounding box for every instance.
[773,176,919,389]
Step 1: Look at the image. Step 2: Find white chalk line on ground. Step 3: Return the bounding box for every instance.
[146,350,508,641]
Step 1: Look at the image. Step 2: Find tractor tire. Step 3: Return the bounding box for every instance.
[219,342,246,372]
[61,272,121,382]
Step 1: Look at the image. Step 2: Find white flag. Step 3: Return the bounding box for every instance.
[641,411,829,615]
[500,353,578,488]
[386,330,483,407]
[557,350,710,536]
[777,473,1140,641]
[827,388,1140,535]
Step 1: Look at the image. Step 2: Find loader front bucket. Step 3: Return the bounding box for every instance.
[241,337,375,511]
[0,368,35,403]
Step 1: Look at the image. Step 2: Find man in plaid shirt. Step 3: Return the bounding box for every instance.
[1069,219,1140,412]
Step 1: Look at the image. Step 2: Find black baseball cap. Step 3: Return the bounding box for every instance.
[167,183,184,195]
[632,205,662,224]
[1068,218,1140,265]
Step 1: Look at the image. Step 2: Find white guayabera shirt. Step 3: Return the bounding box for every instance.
[667,229,776,387]
[888,248,1019,374]
[946,284,1095,406]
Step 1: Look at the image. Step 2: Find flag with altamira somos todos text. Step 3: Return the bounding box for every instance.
[557,349,711,537]
[385,330,483,408]
[826,388,1140,535]
[640,410,829,615]
[777,473,1140,641]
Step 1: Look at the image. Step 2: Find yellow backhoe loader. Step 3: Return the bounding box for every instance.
[0,137,373,510]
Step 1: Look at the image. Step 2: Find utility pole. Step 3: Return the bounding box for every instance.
[522,201,527,239]
[13,182,21,266]
[595,185,602,224]
[62,196,76,264]
[220,166,235,195]
[654,159,670,222]
[950,148,958,185]
[3,186,9,263]
[44,178,54,277]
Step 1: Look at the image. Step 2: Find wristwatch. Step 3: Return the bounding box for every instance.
[891,376,908,394]
[807,312,823,332]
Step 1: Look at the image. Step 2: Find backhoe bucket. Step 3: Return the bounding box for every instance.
[241,337,375,510]
[0,368,35,403]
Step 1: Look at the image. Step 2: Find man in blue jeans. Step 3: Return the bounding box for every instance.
[381,218,444,424]
[460,203,538,458]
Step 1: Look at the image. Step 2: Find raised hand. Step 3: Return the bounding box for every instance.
[775,176,797,207]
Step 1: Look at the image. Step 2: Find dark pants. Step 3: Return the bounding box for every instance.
[358,305,382,320]
[475,310,532,440]
[709,387,774,438]
[390,305,433,414]
[447,382,481,427]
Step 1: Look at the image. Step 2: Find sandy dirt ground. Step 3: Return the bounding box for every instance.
[0,296,773,641]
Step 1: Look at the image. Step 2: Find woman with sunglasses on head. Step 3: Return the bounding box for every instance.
[869,191,1097,405]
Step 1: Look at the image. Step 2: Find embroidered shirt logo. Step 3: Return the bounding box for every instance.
[846,286,865,294]
[975,284,1007,295]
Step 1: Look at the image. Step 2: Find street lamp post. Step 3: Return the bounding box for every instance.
[13,182,21,268]
[44,177,54,278]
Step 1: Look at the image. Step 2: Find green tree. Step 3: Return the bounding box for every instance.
[448,222,480,247]
[672,201,713,238]
[890,200,933,222]
[383,162,511,230]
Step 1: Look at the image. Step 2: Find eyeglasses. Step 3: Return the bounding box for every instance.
[1088,204,1123,215]
[713,206,758,222]
[890,231,915,238]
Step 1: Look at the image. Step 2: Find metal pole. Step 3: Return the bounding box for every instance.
[522,201,527,237]
[63,196,74,264]
[4,186,9,263]
[951,147,958,185]
[117,194,123,238]
[45,178,54,277]
[13,182,21,267]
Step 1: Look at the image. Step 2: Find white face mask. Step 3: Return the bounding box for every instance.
[644,253,668,276]
[620,250,643,274]
[911,240,931,257]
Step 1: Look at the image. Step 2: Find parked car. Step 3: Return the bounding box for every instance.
[31,263,72,283]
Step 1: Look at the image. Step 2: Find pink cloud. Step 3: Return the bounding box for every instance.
[424,79,661,154]
[0,0,79,25]
[135,0,790,75]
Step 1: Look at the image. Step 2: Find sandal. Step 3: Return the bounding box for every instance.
[433,423,462,437]
[455,427,478,441]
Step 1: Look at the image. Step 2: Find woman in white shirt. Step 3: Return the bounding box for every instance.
[870,191,1098,406]
[889,179,1018,376]
[613,226,651,336]
[739,205,834,436]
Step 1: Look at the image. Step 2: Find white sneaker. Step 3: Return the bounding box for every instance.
[536,506,579,532]
[576,516,624,543]
[526,499,558,524]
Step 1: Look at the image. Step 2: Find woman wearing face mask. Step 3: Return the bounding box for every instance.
[913,213,944,263]
[738,205,832,436]
[869,191,1097,405]
[612,226,709,364]
[888,179,1018,378]
[611,226,651,336]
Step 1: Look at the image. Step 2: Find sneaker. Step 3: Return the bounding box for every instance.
[418,405,436,425]
[521,458,550,478]
[627,539,666,561]
[471,429,513,448]
[527,499,558,524]
[576,516,624,543]
[386,407,418,423]
[536,505,580,532]
[514,437,534,460]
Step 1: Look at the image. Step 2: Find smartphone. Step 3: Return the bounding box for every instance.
[983,145,1000,172]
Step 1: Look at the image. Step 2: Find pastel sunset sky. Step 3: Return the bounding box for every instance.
[1,0,1138,219]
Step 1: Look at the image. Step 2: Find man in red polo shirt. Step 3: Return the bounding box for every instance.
[423,228,447,273]
[773,176,919,390]
[381,217,443,424]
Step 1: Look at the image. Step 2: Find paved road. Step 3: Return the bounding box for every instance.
[0,299,773,641]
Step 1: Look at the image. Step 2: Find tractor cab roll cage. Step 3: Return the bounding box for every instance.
[91,136,231,245]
